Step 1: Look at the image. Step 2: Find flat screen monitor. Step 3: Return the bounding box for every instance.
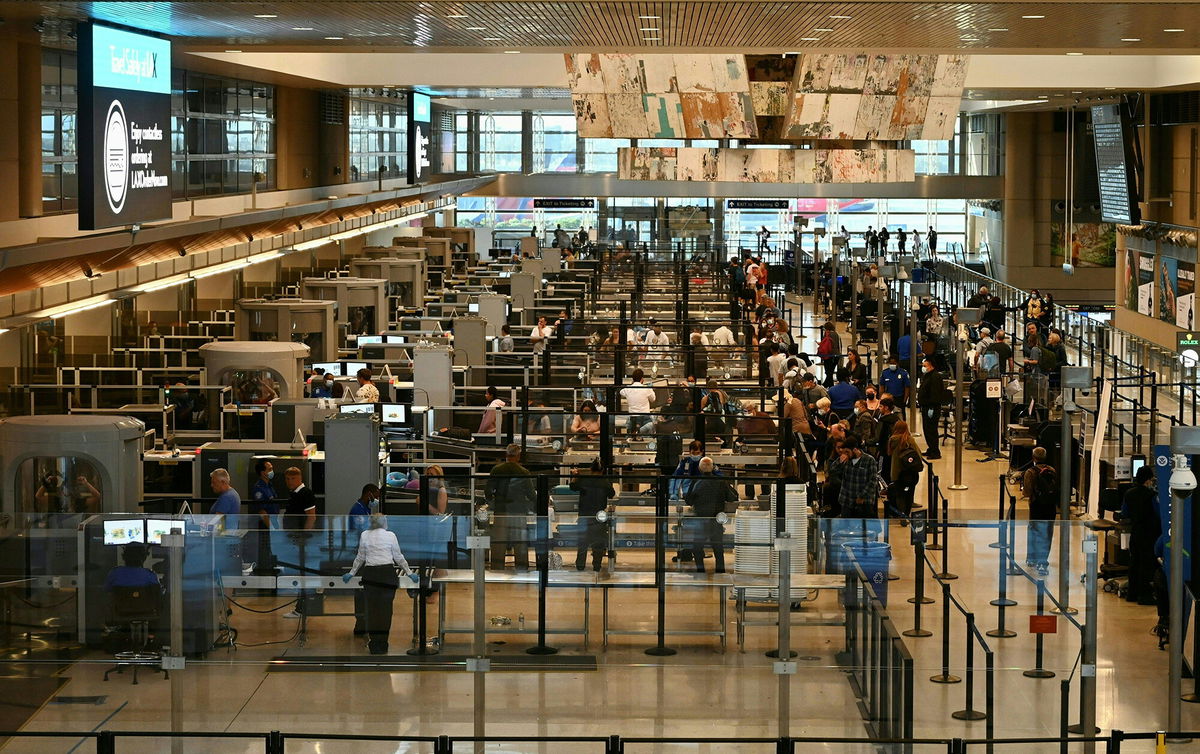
[312,362,342,376]
[385,335,407,344]
[339,403,375,415]
[146,519,185,545]
[400,320,420,331]
[1091,103,1141,225]
[381,404,407,424]
[357,335,383,345]
[468,303,479,313]
[103,519,146,546]
[343,361,368,374]
[1131,456,1146,478]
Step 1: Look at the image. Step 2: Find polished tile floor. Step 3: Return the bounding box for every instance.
[2,305,1194,753]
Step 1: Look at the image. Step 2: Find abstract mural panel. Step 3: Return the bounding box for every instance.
[563,53,757,138]
[617,147,915,183]
[566,52,967,143]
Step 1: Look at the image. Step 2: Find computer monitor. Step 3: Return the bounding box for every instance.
[1131,455,1146,478]
[146,519,185,545]
[312,362,342,376]
[357,335,383,345]
[385,335,407,344]
[468,303,479,313]
[343,362,368,374]
[400,320,420,331]
[339,403,376,415]
[103,519,146,546]
[380,403,407,424]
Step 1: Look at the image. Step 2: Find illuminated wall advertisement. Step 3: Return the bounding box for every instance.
[1159,257,1179,325]
[78,23,172,230]
[1137,252,1155,317]
[407,91,431,183]
[1178,261,1196,329]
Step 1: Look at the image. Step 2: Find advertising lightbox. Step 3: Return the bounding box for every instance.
[78,22,173,230]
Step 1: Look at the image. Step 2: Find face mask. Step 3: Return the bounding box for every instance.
[819,409,828,415]
[266,471,275,480]
[866,392,876,399]
[923,366,931,374]
[853,408,861,415]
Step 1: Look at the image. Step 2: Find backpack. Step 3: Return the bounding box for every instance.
[817,333,835,357]
[1038,346,1058,372]
[1033,464,1058,500]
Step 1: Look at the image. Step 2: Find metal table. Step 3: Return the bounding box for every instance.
[433,569,597,648]
[598,571,731,651]
[731,573,849,651]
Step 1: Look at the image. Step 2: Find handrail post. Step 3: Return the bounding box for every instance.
[930,581,961,683]
[605,734,623,754]
[97,731,116,754]
[952,612,986,720]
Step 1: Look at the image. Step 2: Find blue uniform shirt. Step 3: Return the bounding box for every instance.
[348,500,371,535]
[880,367,911,401]
[211,488,241,530]
[251,479,278,516]
[104,566,160,591]
[669,454,704,499]
[828,381,862,414]
[897,334,912,362]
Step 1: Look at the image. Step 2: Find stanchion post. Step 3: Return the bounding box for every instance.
[927,471,943,552]
[935,502,957,580]
[929,581,961,684]
[950,323,968,490]
[905,510,933,637]
[989,475,1006,549]
[646,478,676,657]
[952,612,986,720]
[1024,579,1056,679]
[527,475,558,655]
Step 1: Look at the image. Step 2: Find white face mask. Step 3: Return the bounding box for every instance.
[923,366,932,374]
[853,408,861,415]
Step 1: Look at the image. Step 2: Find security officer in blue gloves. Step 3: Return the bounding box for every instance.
[342,514,418,654]
[250,461,278,573]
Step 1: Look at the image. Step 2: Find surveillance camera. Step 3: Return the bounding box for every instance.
[178,247,187,257]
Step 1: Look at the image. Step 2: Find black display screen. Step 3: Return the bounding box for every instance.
[1091,104,1140,226]
[78,23,173,231]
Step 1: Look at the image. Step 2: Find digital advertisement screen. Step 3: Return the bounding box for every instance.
[407,91,431,183]
[1091,104,1140,226]
[78,23,173,230]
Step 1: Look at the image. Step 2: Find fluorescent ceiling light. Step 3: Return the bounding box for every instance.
[447,14,469,19]
[640,27,660,31]
[813,28,833,32]
[503,50,520,53]
[139,276,191,293]
[1022,15,1045,19]
[1037,95,1048,99]
[830,15,852,19]
[638,15,660,19]
[292,26,314,30]
[1121,37,1141,41]
[483,37,502,40]
[988,28,1009,31]
[800,37,820,41]
[48,298,116,320]
[254,14,277,18]
[1066,52,1083,55]
[466,26,485,30]
[1165,28,1185,32]
[324,36,344,40]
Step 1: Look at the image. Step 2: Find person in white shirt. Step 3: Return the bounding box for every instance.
[353,368,380,403]
[343,514,416,655]
[620,368,656,436]
[766,344,789,386]
[497,324,514,353]
[641,323,670,362]
[710,323,735,366]
[478,385,506,434]
[530,316,554,355]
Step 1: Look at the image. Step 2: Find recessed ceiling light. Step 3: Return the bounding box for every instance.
[503,50,520,54]
[813,28,834,32]
[1038,95,1048,99]
[830,15,852,20]
[638,15,660,19]
[1165,28,1185,32]
[1022,15,1045,19]
[800,37,821,41]
[1066,52,1083,55]
[640,27,660,31]
[1105,87,1116,90]
[466,26,485,30]
[1121,37,1141,42]
[292,26,314,30]
[988,28,1009,31]
[324,36,343,40]
[483,37,502,40]
[253,14,277,18]
[447,14,469,19]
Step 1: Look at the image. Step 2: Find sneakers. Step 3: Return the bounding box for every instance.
[1036,564,1049,576]
[282,610,303,619]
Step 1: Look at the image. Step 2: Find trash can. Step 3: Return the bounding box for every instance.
[842,540,892,606]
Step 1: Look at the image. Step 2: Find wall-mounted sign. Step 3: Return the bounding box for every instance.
[1178,331,1200,367]
[407,91,431,183]
[78,23,173,231]
[727,199,789,210]
[533,199,595,209]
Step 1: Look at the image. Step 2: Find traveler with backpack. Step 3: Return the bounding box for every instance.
[685,457,738,573]
[569,460,615,572]
[1021,447,1059,575]
[917,358,947,459]
[816,322,841,386]
[885,420,923,519]
[486,444,535,571]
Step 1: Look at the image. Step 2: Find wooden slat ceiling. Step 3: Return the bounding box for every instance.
[11,1,1200,52]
